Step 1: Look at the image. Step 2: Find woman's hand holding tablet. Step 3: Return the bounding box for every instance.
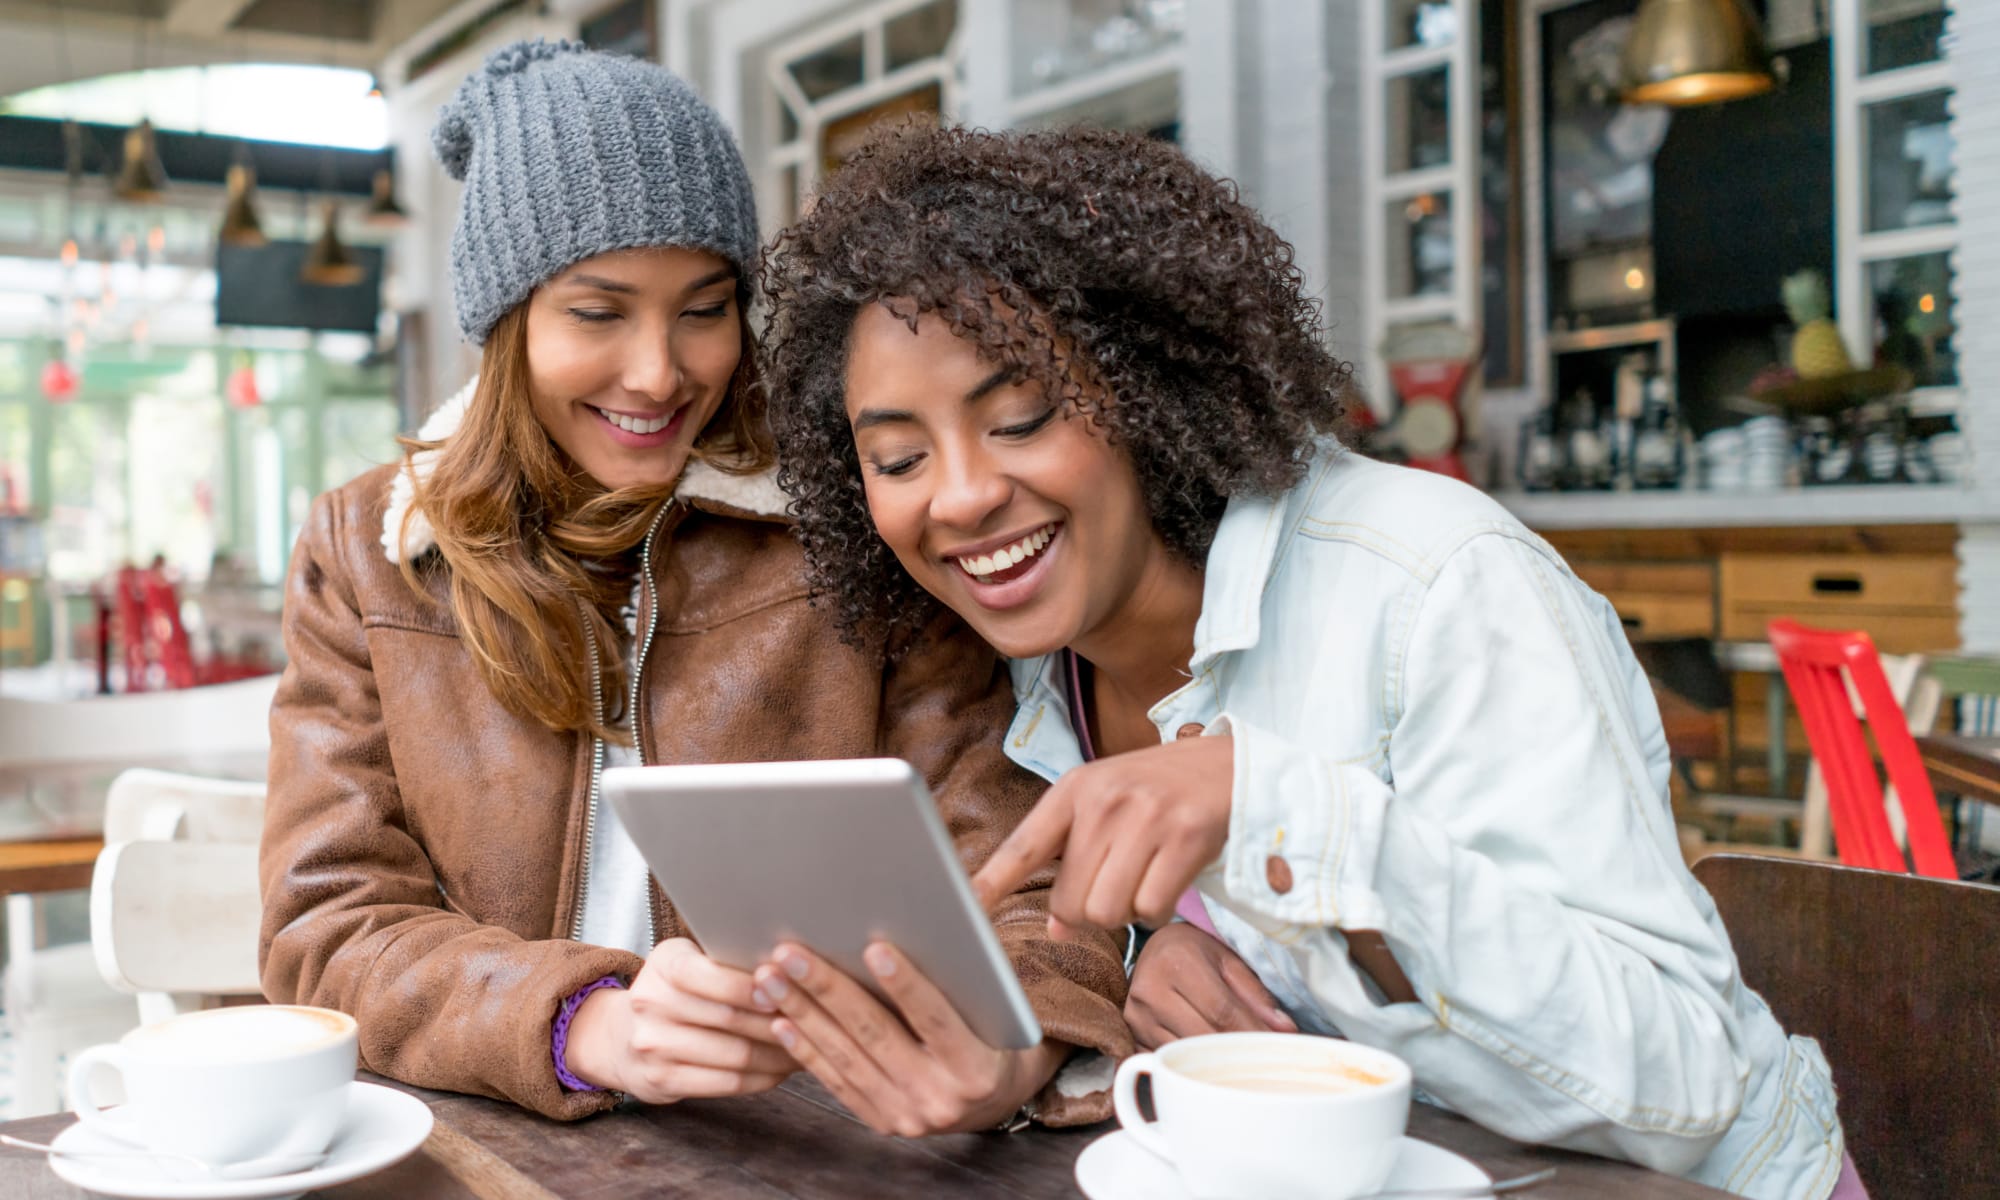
[598,759,1062,1126]
[751,941,1068,1136]
[562,938,799,1103]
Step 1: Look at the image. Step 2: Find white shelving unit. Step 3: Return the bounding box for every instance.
[1495,483,2000,531]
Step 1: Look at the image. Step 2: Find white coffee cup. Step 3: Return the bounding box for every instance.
[1114,1031,1413,1200]
[67,1005,358,1169]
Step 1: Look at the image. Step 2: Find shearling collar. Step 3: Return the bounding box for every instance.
[381,377,793,563]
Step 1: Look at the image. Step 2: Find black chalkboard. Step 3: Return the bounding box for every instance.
[214,239,384,334]
[1652,39,1834,320]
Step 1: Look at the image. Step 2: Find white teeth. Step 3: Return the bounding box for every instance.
[597,407,673,435]
[956,524,1058,580]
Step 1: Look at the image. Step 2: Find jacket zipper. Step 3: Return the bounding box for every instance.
[571,613,610,943]
[571,505,670,948]
[630,505,666,950]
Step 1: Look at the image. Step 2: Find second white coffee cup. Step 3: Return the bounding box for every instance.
[66,1004,358,1170]
[1114,1031,1413,1200]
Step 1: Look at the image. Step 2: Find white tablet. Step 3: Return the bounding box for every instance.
[601,758,1044,1051]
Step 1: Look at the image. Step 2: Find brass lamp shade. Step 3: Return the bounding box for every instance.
[1622,0,1775,106]
[301,201,365,287]
[219,164,267,247]
[364,169,410,227]
[114,119,169,202]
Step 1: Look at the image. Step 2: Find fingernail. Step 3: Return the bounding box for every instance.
[1048,916,1072,942]
[781,950,809,981]
[865,944,896,978]
[758,969,789,1002]
[774,1023,797,1050]
[1270,1009,1297,1031]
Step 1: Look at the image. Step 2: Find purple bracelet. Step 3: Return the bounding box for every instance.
[552,975,626,1092]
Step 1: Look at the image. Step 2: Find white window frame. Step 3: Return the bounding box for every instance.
[1831,0,1957,399]
[760,0,964,240]
[1359,0,1482,411]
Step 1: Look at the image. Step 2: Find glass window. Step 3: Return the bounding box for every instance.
[1011,0,1185,95]
[792,35,867,102]
[1386,66,1452,174]
[0,402,30,514]
[1865,90,1954,233]
[3,65,388,151]
[1865,0,1946,75]
[1387,191,1455,298]
[127,391,223,582]
[1388,0,1458,50]
[886,0,957,71]
[1868,253,1956,388]
[44,401,127,583]
[321,401,400,494]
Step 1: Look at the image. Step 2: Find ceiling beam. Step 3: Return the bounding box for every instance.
[161,0,258,40]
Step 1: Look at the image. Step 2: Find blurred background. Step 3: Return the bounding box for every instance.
[0,1,1990,865]
[0,0,1995,1121]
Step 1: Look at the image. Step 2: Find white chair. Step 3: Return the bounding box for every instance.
[90,769,266,1027]
[0,677,275,1118]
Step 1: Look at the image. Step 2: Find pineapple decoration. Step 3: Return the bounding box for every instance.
[1782,270,1853,379]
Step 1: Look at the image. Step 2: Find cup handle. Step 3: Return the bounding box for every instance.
[66,1045,143,1147]
[1112,1052,1175,1163]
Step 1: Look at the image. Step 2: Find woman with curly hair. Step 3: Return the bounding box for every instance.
[761,124,1855,1199]
[257,42,1133,1134]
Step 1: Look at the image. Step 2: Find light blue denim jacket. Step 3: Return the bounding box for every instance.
[1002,447,1845,1199]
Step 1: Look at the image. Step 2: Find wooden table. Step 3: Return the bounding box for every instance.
[1918,733,2000,807]
[0,1074,1730,1199]
[0,836,101,897]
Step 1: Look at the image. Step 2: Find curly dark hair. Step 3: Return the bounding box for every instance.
[761,122,1354,646]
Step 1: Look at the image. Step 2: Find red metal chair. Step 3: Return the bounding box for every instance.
[1767,619,1956,877]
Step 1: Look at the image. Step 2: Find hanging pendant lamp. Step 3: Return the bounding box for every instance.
[1621,0,1775,106]
[363,168,411,227]
[218,162,267,247]
[114,118,169,202]
[301,200,365,286]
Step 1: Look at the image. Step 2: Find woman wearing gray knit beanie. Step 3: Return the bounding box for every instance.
[259,40,1132,1132]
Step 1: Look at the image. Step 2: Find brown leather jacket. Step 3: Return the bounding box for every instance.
[258,401,1131,1125]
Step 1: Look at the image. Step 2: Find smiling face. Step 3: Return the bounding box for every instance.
[843,303,1165,659]
[523,246,741,491]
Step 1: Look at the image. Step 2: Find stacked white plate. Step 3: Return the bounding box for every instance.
[1699,427,1746,491]
[1925,433,1966,483]
[1740,417,1791,490]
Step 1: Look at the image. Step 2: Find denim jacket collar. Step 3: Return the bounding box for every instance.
[1006,446,1335,771]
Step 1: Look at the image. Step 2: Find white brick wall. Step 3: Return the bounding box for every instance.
[1948,0,2000,651]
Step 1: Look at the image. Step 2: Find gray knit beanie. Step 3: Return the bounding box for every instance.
[432,39,759,345]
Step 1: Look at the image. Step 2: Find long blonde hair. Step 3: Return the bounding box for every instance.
[398,302,774,741]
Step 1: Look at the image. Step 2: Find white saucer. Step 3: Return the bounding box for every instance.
[1075,1130,1491,1200]
[47,1081,434,1200]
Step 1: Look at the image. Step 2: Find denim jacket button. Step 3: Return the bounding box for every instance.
[1265,856,1294,894]
[1175,722,1205,740]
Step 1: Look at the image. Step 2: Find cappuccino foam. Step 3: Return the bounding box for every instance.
[125,1006,352,1064]
[1182,1062,1390,1095]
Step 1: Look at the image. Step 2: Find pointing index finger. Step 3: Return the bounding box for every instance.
[971,784,1076,912]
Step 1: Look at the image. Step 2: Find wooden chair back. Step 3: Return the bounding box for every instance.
[1693,853,2000,1197]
